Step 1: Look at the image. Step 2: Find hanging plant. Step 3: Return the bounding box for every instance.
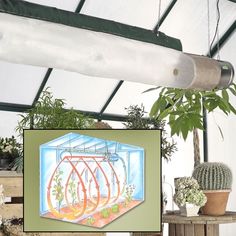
[147,84,236,140]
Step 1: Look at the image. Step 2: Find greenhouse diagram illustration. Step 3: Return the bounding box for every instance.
[40,133,145,228]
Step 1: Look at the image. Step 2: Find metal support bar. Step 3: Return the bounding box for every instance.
[75,0,86,13]
[153,0,177,33]
[207,20,236,57]
[99,81,124,116]
[32,68,53,107]
[0,102,128,121]
[0,102,32,113]
[98,0,178,118]
[31,0,87,107]
[82,110,127,122]
[203,20,236,162]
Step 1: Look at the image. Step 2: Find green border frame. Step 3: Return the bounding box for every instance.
[24,129,161,232]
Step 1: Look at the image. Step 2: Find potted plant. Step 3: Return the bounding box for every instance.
[0,136,22,170]
[13,88,94,173]
[173,177,207,217]
[192,162,232,216]
[94,121,112,129]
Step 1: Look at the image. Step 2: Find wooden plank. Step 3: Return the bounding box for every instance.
[0,171,23,177]
[184,224,194,236]
[132,233,162,236]
[0,204,23,218]
[206,224,214,236]
[194,224,204,236]
[169,223,175,236]
[176,224,184,236]
[213,225,219,236]
[4,225,105,236]
[0,177,23,197]
[163,211,236,224]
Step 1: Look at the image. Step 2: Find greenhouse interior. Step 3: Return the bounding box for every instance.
[0,0,235,235]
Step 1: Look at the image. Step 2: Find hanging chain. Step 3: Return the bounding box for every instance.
[156,0,162,34]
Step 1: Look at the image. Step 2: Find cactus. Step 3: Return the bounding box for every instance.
[192,162,232,190]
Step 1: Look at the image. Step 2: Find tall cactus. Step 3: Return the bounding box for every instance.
[192,162,233,190]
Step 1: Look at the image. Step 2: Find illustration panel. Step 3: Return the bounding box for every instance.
[40,133,145,228]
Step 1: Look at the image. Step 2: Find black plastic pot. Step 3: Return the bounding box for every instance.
[0,157,12,170]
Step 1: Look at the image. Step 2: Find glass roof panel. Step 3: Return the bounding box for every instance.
[81,0,172,29]
[46,69,120,112]
[0,111,21,137]
[0,61,47,105]
[104,81,160,115]
[160,0,236,55]
[26,0,80,11]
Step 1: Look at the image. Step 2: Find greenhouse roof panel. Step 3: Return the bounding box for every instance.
[0,0,235,122]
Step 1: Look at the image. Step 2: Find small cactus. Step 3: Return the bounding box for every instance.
[192,162,232,190]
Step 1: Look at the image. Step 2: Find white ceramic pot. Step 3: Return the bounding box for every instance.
[179,203,200,217]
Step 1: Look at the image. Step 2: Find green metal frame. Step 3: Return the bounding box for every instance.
[0,102,31,113]
[0,101,127,121]
[32,68,53,107]
[97,0,178,118]
[98,81,124,119]
[0,1,235,132]
[32,0,87,107]
[153,0,177,33]
[203,20,236,162]
[28,0,180,119]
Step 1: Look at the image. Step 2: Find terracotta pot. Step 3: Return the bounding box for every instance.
[201,190,230,216]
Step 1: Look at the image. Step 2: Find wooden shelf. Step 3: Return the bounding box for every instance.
[163,211,236,224]
[0,170,23,177]
[163,211,236,236]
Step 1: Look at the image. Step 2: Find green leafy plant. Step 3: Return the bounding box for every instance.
[52,169,64,212]
[124,104,177,161]
[111,204,119,213]
[68,178,77,205]
[101,208,110,218]
[86,216,95,225]
[192,162,232,190]
[0,136,21,159]
[123,184,135,207]
[16,88,94,137]
[148,85,236,140]
[10,151,23,173]
[14,88,94,173]
[0,136,22,171]
[173,177,207,207]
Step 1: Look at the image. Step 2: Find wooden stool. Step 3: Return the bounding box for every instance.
[163,211,236,236]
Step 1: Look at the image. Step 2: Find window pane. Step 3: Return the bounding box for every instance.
[0,61,47,105]
[46,69,120,112]
[160,0,236,55]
